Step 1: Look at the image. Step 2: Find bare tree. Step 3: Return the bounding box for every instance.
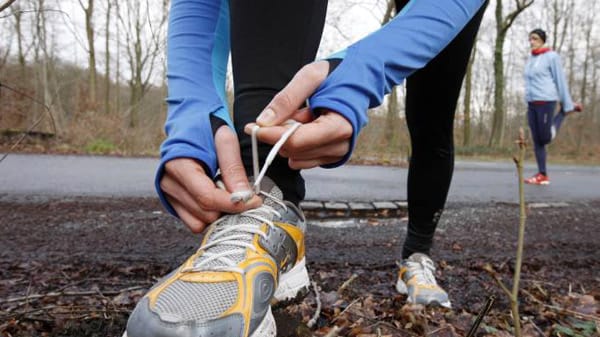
[104,0,111,114]
[11,3,27,77]
[78,0,97,109]
[575,1,596,152]
[117,0,168,128]
[488,0,534,148]
[0,14,12,69]
[543,0,574,53]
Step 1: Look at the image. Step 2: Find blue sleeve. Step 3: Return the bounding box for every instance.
[549,52,574,112]
[309,0,487,167]
[156,0,231,216]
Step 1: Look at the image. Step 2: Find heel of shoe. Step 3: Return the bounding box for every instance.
[273,257,310,302]
[250,306,277,337]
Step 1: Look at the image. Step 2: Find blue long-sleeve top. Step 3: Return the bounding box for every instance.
[157,0,487,216]
[524,50,575,112]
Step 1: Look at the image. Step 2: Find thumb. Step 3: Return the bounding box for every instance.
[256,61,329,127]
[214,125,253,199]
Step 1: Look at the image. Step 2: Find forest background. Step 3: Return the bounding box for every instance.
[0,0,598,166]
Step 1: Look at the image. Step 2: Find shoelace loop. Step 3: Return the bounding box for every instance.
[182,191,288,274]
[183,120,300,275]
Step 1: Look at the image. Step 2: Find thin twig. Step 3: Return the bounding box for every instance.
[482,264,512,298]
[366,320,420,337]
[337,274,358,294]
[0,285,145,304]
[466,296,495,337]
[307,281,322,328]
[0,305,57,321]
[521,288,600,322]
[523,316,546,336]
[331,297,361,323]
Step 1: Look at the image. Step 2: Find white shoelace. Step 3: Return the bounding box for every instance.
[183,121,301,274]
[405,259,438,285]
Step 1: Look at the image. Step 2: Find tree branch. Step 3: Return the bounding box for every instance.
[0,0,18,13]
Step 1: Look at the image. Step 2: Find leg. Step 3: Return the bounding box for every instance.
[527,103,544,174]
[552,103,565,138]
[229,0,328,204]
[400,1,488,259]
[535,101,556,175]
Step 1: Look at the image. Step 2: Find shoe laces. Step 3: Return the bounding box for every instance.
[182,121,301,275]
[405,257,438,286]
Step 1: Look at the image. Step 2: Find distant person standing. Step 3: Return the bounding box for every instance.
[524,28,582,185]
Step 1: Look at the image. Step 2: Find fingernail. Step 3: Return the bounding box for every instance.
[257,108,275,126]
[230,189,254,203]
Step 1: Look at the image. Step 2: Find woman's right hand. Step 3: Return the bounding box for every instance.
[159,126,262,233]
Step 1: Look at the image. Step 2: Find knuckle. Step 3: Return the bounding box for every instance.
[221,162,246,178]
[187,220,206,233]
[273,91,295,111]
[301,63,324,83]
[193,192,214,210]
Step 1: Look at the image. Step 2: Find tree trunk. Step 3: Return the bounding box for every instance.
[12,4,26,78]
[488,0,534,148]
[104,1,111,114]
[463,39,478,147]
[489,0,507,147]
[81,0,97,109]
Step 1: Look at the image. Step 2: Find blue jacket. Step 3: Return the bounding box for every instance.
[157,0,487,216]
[524,50,575,112]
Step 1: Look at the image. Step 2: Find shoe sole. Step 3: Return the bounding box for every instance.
[121,307,276,337]
[525,182,550,185]
[122,258,310,337]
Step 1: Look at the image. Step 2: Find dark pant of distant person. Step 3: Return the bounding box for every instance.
[527,101,565,176]
[228,0,487,260]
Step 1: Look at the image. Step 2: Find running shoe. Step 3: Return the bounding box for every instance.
[396,253,451,308]
[124,177,309,337]
[524,173,550,185]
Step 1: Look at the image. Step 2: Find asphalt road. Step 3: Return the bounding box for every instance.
[1,154,599,203]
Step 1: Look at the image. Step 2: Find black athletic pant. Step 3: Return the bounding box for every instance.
[229,0,487,259]
[399,0,487,258]
[230,0,328,205]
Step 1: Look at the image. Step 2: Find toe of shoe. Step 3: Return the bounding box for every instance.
[126,298,244,337]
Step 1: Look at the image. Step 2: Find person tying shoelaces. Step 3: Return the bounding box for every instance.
[123,1,489,336]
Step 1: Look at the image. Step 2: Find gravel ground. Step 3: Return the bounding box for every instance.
[1,196,598,336]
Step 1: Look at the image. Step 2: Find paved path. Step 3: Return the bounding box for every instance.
[1,154,599,203]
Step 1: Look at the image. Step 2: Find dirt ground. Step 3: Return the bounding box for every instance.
[0,196,598,337]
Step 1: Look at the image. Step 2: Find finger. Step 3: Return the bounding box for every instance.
[244,108,314,137]
[167,196,216,233]
[291,107,316,124]
[288,156,343,170]
[251,113,352,152]
[165,158,261,213]
[161,174,216,221]
[187,182,262,214]
[214,125,253,199]
[279,141,349,160]
[256,61,329,126]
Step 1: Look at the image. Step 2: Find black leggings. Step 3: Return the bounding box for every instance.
[230,0,328,205]
[229,0,486,259]
[400,1,488,258]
